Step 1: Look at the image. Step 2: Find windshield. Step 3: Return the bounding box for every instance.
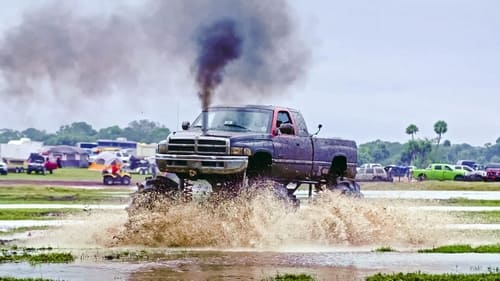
[191,108,273,133]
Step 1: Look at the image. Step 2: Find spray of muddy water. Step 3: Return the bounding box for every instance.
[112,186,447,250]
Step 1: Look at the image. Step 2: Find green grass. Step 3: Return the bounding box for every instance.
[366,272,500,281]
[0,185,130,204]
[443,198,500,206]
[262,273,316,281]
[0,226,49,235]
[0,248,74,264]
[0,252,74,264]
[362,181,500,191]
[0,276,54,281]
[0,208,78,220]
[418,244,500,253]
[455,211,500,224]
[0,168,103,181]
[374,246,396,252]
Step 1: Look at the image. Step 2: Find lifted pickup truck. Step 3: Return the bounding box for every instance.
[145,105,360,201]
[413,163,466,181]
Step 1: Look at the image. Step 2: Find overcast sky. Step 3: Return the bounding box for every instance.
[0,0,498,146]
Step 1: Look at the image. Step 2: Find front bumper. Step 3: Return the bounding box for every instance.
[156,153,248,176]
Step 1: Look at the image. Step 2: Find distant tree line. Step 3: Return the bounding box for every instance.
[0,120,170,145]
[359,120,500,167]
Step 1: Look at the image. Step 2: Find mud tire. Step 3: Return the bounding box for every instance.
[327,180,363,198]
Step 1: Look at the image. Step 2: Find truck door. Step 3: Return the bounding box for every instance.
[272,110,313,180]
[443,165,455,180]
[432,164,444,180]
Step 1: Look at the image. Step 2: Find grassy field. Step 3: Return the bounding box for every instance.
[0,208,79,220]
[366,272,500,281]
[0,185,131,204]
[418,244,500,253]
[442,198,500,206]
[455,210,500,223]
[361,181,500,191]
[0,247,74,264]
[0,168,104,181]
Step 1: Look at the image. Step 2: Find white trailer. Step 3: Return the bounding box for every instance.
[0,138,43,172]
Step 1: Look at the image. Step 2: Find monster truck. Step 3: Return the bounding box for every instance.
[140,105,360,203]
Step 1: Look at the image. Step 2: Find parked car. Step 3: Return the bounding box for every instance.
[454,165,486,181]
[359,163,383,169]
[122,157,154,175]
[485,163,500,181]
[456,160,476,168]
[413,163,467,181]
[26,153,57,175]
[355,166,391,182]
[2,158,26,173]
[0,161,7,175]
[114,151,132,163]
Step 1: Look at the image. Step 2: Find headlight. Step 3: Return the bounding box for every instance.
[230,147,252,156]
[157,142,168,154]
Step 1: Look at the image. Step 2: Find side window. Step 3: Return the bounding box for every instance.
[290,111,309,137]
[366,168,374,174]
[277,111,292,128]
[435,165,442,170]
[444,165,452,171]
[375,168,384,174]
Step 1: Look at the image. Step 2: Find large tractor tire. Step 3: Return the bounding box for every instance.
[327,179,363,198]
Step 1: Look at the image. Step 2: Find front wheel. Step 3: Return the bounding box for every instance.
[103,176,114,185]
[327,180,363,198]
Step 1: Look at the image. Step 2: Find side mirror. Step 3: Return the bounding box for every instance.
[181,121,190,130]
[279,123,295,135]
[311,124,323,136]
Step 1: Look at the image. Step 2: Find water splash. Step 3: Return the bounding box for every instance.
[116,188,445,249]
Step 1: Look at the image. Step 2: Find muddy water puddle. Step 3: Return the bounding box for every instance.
[0,250,499,280]
[2,189,500,280]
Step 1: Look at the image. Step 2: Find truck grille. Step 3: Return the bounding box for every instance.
[167,137,228,155]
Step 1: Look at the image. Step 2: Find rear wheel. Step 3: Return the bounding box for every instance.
[121,176,131,185]
[418,174,427,181]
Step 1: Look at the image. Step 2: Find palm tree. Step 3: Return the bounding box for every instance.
[434,120,448,145]
[405,124,419,140]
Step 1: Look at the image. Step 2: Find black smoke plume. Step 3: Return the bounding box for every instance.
[196,19,242,110]
[0,0,309,110]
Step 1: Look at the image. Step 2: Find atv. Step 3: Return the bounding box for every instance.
[102,170,132,185]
